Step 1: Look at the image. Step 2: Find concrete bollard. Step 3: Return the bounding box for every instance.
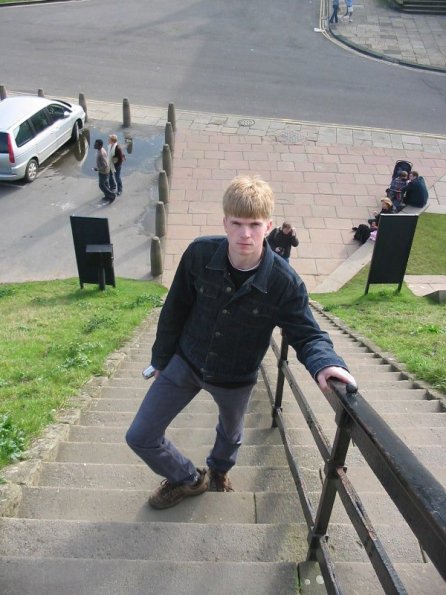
[123,98,131,127]
[79,92,88,123]
[150,236,163,277]
[156,201,166,237]
[162,144,172,183]
[0,85,7,100]
[165,121,175,155]
[158,170,169,204]
[167,103,176,132]
[37,88,44,97]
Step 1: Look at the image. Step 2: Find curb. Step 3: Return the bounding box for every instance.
[328,26,446,74]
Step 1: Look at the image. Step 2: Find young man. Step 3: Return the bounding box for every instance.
[126,176,356,509]
[93,139,116,202]
[107,134,125,196]
[267,221,299,262]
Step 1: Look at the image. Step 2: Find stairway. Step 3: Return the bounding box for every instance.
[261,307,446,593]
[0,309,445,594]
[0,317,307,595]
[390,0,446,14]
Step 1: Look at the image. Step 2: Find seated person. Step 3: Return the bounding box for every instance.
[402,171,429,208]
[386,170,408,210]
[368,197,396,229]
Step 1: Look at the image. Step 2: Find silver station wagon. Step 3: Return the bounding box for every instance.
[0,95,86,182]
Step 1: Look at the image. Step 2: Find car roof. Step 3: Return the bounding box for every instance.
[0,96,68,130]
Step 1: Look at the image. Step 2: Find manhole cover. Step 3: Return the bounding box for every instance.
[238,119,255,127]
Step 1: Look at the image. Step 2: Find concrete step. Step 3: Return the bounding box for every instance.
[280,397,440,415]
[0,518,306,562]
[0,517,423,566]
[117,360,398,374]
[55,443,290,466]
[88,397,277,414]
[110,371,408,387]
[0,558,298,595]
[69,425,286,444]
[342,465,446,492]
[325,522,424,563]
[98,384,290,401]
[78,410,304,428]
[334,561,445,595]
[38,462,314,491]
[79,409,446,429]
[291,440,446,468]
[17,487,306,524]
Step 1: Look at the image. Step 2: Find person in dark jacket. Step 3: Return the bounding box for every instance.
[267,221,299,262]
[126,176,357,510]
[93,139,115,202]
[403,171,429,208]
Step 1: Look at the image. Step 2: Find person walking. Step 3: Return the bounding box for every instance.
[108,134,125,196]
[267,221,299,263]
[126,175,357,510]
[93,139,115,202]
[329,0,340,24]
[343,0,353,22]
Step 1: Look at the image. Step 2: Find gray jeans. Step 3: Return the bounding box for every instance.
[126,355,255,484]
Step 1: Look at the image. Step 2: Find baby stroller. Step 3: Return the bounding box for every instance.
[386,160,413,210]
[391,160,412,180]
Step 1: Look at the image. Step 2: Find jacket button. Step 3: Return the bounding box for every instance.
[225,286,232,293]
[215,331,221,337]
[222,309,229,315]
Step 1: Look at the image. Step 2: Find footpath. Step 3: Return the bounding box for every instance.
[1,6,446,593]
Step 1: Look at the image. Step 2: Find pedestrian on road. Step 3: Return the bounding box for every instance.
[329,0,340,24]
[267,221,299,263]
[343,0,353,22]
[93,139,115,202]
[126,175,357,510]
[108,134,125,196]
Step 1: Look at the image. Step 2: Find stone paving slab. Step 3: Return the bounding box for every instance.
[326,0,446,70]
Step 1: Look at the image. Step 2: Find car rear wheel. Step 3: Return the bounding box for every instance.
[71,122,80,142]
[25,158,38,183]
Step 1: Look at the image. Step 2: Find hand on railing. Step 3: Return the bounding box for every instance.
[316,366,357,394]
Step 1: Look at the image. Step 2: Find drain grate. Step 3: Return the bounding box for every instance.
[238,118,255,127]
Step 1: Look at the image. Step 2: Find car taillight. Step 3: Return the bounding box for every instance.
[7,134,15,164]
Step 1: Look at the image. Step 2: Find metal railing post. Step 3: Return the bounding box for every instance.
[272,332,289,427]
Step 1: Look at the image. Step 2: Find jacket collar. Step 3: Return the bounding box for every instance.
[207,237,274,294]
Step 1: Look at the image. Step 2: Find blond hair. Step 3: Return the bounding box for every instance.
[109,134,118,143]
[222,176,274,219]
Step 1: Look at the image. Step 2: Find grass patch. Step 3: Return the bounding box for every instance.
[0,278,165,468]
[406,213,446,274]
[312,213,446,395]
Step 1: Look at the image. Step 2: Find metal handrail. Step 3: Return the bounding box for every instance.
[260,333,446,594]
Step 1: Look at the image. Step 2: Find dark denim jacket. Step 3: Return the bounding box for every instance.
[152,236,347,385]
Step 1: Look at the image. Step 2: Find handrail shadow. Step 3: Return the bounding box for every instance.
[260,333,446,594]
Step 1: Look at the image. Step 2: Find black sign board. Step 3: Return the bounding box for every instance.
[365,214,418,294]
[70,216,116,289]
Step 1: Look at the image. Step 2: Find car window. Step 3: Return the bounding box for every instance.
[47,103,68,122]
[14,120,35,147]
[0,132,8,153]
[29,109,52,135]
